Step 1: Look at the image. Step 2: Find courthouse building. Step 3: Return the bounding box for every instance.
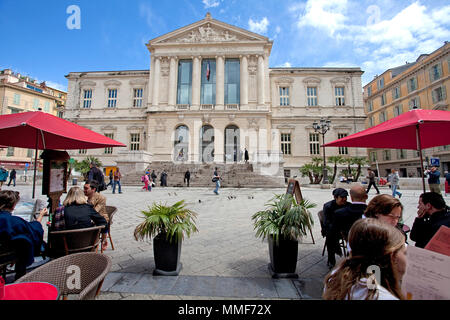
[64,13,366,186]
[364,42,450,178]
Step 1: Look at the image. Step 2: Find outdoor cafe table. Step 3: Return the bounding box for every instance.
[2,282,59,300]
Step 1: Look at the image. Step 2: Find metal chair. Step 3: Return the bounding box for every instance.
[0,241,16,279]
[318,210,348,258]
[15,252,111,300]
[105,206,117,251]
[47,225,105,258]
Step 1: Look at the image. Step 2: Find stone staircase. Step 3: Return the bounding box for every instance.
[120,162,285,188]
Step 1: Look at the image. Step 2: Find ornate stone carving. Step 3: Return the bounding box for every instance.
[248,56,258,75]
[173,24,239,43]
[80,80,96,87]
[247,117,260,129]
[160,58,170,77]
[202,114,211,123]
[104,80,122,87]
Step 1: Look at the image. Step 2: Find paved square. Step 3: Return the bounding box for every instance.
[7,183,435,299]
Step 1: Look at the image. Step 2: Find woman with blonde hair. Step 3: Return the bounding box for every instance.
[61,186,107,231]
[323,218,406,300]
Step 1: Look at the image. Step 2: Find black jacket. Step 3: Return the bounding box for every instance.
[63,203,107,233]
[332,203,367,239]
[322,200,350,236]
[410,208,450,248]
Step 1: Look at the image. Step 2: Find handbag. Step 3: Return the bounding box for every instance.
[212,177,219,182]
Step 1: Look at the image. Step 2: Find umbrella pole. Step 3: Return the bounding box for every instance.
[416,124,426,193]
[32,132,38,199]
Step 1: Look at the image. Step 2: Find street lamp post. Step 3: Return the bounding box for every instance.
[313,118,331,184]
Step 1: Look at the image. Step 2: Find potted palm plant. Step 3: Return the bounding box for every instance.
[134,200,198,276]
[252,194,316,278]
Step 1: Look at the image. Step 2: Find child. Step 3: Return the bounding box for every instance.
[142,172,150,191]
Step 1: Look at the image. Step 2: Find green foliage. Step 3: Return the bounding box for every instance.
[299,160,331,184]
[251,194,316,245]
[134,200,198,244]
[73,156,102,179]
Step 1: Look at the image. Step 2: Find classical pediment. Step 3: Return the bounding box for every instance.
[149,13,269,46]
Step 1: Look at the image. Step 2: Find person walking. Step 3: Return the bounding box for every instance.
[112,168,122,194]
[7,169,16,187]
[151,170,157,188]
[244,148,249,163]
[213,167,221,195]
[425,166,441,195]
[87,162,105,192]
[160,170,168,187]
[142,172,150,191]
[184,169,191,187]
[390,169,402,199]
[365,168,380,195]
[106,170,113,189]
[0,166,8,189]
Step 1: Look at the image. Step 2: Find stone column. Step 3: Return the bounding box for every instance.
[147,56,155,111]
[216,55,225,110]
[152,56,161,107]
[240,55,249,110]
[257,55,265,107]
[191,56,201,110]
[168,56,178,109]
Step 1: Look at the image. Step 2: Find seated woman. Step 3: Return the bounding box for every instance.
[364,194,408,240]
[0,190,48,280]
[323,218,406,300]
[58,186,107,232]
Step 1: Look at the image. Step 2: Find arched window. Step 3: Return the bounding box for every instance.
[224,125,240,162]
[174,125,189,162]
[200,125,214,163]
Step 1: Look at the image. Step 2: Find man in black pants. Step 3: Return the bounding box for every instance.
[365,168,380,194]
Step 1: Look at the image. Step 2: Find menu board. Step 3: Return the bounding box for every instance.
[49,161,66,193]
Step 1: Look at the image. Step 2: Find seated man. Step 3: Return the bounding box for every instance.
[410,192,450,248]
[332,185,368,241]
[0,190,48,280]
[322,188,350,268]
[83,180,108,249]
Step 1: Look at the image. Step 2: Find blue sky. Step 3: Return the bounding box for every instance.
[0,0,449,91]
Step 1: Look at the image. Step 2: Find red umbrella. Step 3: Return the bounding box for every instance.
[324,109,450,192]
[0,111,126,197]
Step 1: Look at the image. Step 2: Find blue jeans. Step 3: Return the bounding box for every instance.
[392,184,402,198]
[214,180,220,194]
[113,180,122,193]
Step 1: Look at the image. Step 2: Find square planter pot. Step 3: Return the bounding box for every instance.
[268,234,299,278]
[153,233,182,276]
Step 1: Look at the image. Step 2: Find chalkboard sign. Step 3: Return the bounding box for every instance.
[286,178,315,244]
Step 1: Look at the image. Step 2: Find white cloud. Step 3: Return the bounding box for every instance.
[292,0,348,36]
[280,62,292,67]
[203,0,220,8]
[46,81,67,92]
[248,17,269,34]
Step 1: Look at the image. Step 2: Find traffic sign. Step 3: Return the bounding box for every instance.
[430,158,440,166]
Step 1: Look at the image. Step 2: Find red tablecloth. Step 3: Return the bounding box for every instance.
[2,282,59,300]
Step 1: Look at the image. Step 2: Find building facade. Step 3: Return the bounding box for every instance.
[0,69,67,169]
[364,42,450,177]
[65,14,366,185]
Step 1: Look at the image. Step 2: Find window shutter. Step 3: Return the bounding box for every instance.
[432,89,437,103]
[407,80,411,93]
[442,86,447,100]
[416,96,420,107]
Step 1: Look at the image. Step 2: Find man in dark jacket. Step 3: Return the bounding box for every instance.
[184,170,191,187]
[322,188,350,268]
[365,168,380,194]
[7,169,17,187]
[87,162,105,192]
[426,166,441,195]
[332,185,368,241]
[410,192,450,248]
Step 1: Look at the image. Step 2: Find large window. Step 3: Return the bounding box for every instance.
[377,78,384,90]
[7,147,14,157]
[335,87,345,106]
[13,93,20,105]
[367,100,373,112]
[392,87,401,100]
[367,86,372,97]
[407,77,417,93]
[107,89,117,108]
[225,59,240,105]
[201,59,216,105]
[379,111,387,123]
[409,97,420,109]
[280,87,290,106]
[397,149,406,160]
[83,89,92,108]
[380,93,386,106]
[429,63,442,82]
[309,133,320,155]
[130,133,140,151]
[104,133,114,154]
[382,150,391,161]
[281,134,291,155]
[338,133,348,155]
[33,98,39,110]
[394,104,403,117]
[432,86,446,104]
[177,60,192,105]
[133,88,143,107]
[307,87,317,106]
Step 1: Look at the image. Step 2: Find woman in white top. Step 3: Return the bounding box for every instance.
[323,218,407,300]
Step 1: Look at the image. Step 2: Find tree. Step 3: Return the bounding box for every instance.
[341,157,354,179]
[328,155,344,184]
[352,156,369,181]
[74,156,103,180]
[299,158,331,184]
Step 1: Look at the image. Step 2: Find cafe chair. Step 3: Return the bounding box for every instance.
[318,210,348,258]
[0,242,16,280]
[104,206,117,251]
[47,225,105,258]
[15,252,112,300]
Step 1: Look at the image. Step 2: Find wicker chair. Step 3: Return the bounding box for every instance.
[0,242,16,279]
[15,252,111,300]
[105,206,117,251]
[47,225,105,258]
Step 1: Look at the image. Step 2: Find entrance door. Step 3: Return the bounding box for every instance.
[224,125,240,163]
[200,125,214,163]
